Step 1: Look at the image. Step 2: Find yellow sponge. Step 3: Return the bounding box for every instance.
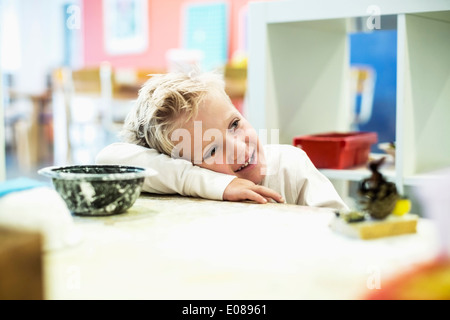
[330,213,418,240]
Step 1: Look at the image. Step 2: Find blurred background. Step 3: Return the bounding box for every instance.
[0,0,254,181]
[0,0,396,182]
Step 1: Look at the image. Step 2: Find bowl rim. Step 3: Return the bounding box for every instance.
[38,165,157,181]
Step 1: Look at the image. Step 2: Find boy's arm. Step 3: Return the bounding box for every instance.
[95,142,284,203]
[95,142,234,200]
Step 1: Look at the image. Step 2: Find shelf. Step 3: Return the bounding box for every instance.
[397,11,450,177]
[321,157,438,188]
[402,173,445,187]
[320,154,396,182]
[247,0,450,198]
[256,0,450,24]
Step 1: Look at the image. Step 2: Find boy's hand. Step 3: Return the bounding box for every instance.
[223,178,285,204]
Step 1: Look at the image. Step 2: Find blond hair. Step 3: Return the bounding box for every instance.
[121,70,228,155]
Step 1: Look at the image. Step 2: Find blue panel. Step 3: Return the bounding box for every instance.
[184,2,228,71]
[349,30,397,152]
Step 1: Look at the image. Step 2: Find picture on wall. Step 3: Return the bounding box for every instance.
[103,0,148,55]
[183,2,228,71]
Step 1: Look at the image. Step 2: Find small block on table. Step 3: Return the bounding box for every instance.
[330,213,418,240]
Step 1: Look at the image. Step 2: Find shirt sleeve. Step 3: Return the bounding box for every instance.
[95,142,236,200]
[295,147,349,211]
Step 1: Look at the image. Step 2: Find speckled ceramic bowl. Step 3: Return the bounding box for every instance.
[38,165,156,216]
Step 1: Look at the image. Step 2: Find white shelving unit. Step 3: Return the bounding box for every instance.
[247,0,450,195]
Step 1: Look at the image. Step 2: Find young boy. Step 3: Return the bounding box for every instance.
[96,71,348,210]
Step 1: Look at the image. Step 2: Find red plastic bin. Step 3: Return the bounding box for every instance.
[292,131,378,169]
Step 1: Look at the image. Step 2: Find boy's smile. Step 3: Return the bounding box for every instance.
[235,150,256,172]
[170,91,267,184]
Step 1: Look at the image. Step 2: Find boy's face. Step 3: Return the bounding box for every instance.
[171,91,267,184]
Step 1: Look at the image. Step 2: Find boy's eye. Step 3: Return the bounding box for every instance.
[230,119,240,130]
[204,147,216,160]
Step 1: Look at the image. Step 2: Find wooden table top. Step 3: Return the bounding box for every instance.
[43,193,441,300]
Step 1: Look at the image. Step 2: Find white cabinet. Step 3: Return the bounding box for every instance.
[247,0,450,195]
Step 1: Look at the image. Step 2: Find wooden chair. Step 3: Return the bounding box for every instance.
[224,64,247,114]
[51,64,164,165]
[52,65,109,165]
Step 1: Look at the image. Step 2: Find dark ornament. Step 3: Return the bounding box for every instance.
[358,157,399,219]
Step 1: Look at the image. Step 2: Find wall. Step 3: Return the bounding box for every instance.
[82,0,255,69]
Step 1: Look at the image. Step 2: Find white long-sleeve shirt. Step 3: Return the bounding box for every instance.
[95,142,348,210]
[261,144,347,210]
